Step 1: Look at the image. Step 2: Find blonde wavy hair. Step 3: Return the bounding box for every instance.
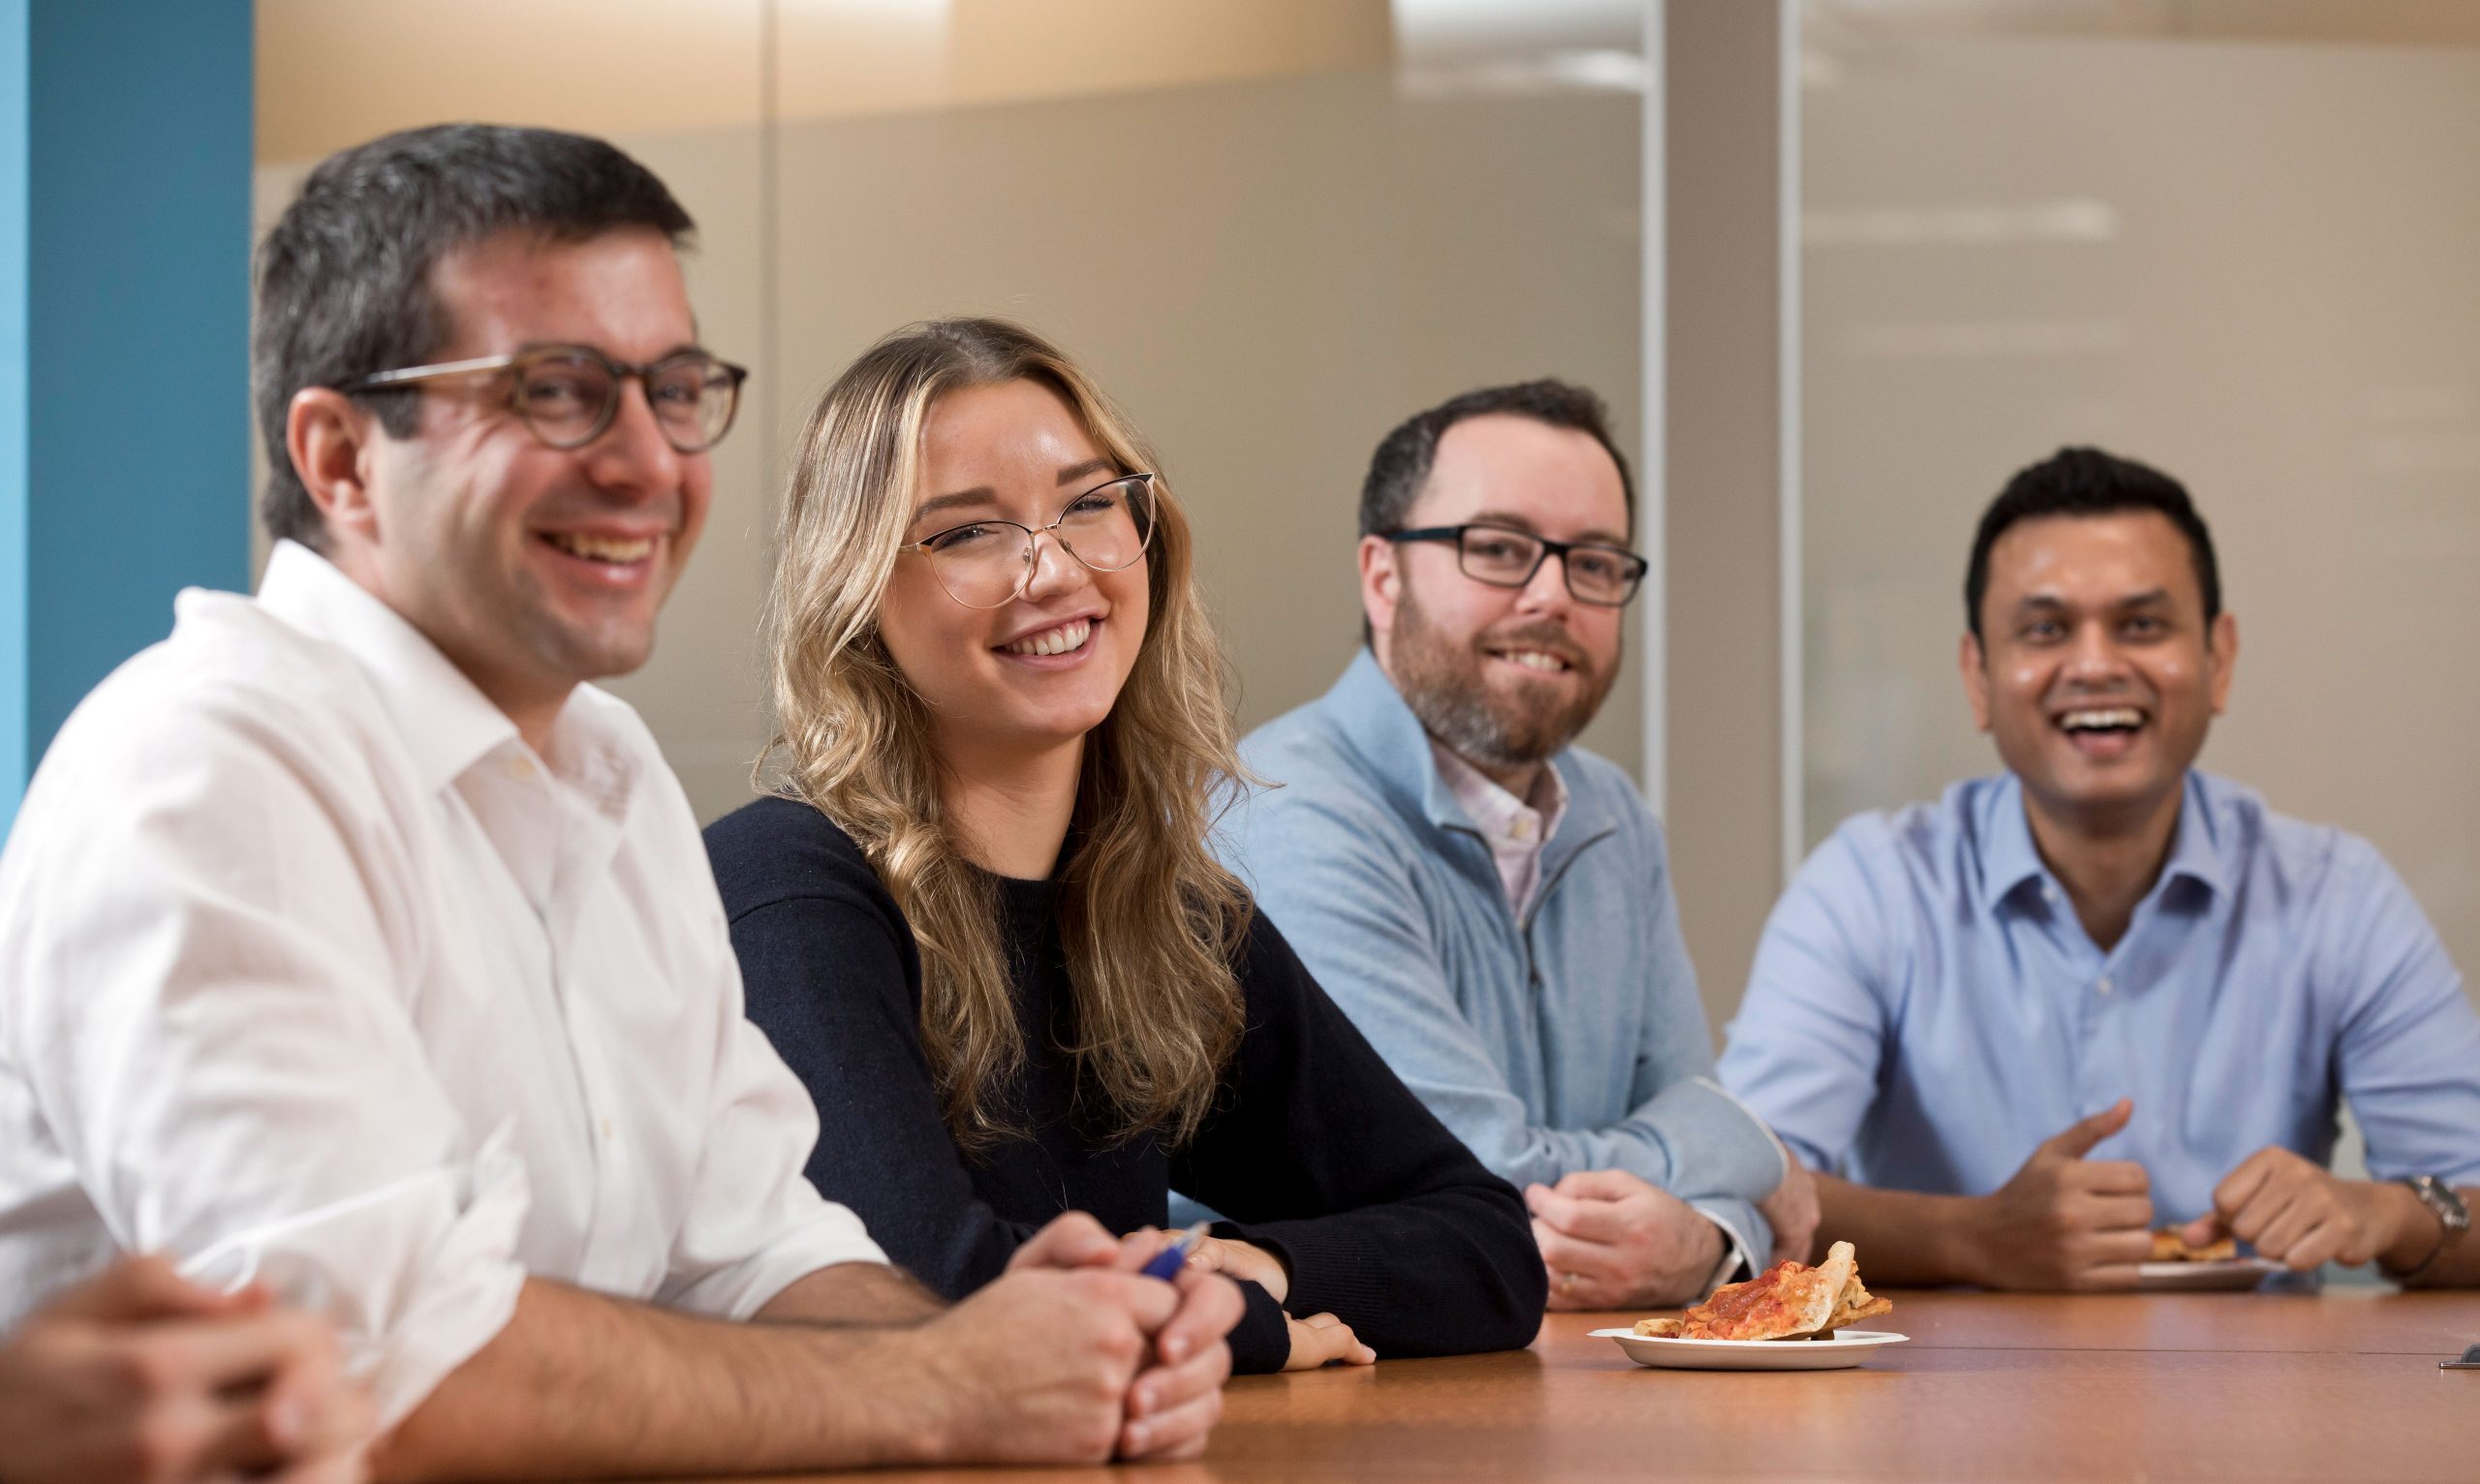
[762,318,1252,1150]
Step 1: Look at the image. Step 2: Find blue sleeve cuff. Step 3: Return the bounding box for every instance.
[1639,1078,1791,1202]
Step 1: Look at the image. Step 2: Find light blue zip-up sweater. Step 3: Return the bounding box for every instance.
[1218,650,1783,1266]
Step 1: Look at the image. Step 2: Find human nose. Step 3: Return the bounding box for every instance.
[579,376,687,497]
[1017,525,1089,603]
[2062,621,2127,685]
[1512,545,1577,617]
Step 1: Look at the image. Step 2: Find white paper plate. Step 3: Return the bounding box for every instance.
[1590,1327,1909,1371]
[2135,1257,2280,1292]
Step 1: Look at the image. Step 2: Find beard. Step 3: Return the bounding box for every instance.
[1387,581,1617,771]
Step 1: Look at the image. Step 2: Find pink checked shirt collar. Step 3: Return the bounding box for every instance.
[1429,739,1570,919]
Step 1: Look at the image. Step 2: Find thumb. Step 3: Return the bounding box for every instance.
[2039,1098,2133,1161]
[1551,1169,1640,1203]
[1008,1211,1122,1273]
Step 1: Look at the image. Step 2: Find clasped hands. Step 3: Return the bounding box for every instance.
[1524,1159,1822,1311]
[980,1213,1246,1461]
[1969,1098,2422,1289]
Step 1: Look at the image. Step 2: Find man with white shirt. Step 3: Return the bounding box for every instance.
[0,124,1236,1477]
[1217,380,1816,1310]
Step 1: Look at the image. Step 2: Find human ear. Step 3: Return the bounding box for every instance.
[1959,631,1994,733]
[2205,611,2239,716]
[1357,535,1401,649]
[286,387,383,542]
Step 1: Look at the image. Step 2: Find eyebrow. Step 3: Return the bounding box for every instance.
[911,461,1125,531]
[910,488,1002,528]
[512,339,710,363]
[1468,510,1633,548]
[2012,587,2174,613]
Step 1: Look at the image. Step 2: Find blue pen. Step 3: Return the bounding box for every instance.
[1139,1221,1212,1282]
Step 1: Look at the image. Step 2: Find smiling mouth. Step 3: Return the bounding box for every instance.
[2055,705,2148,755]
[542,531,655,565]
[1000,617,1095,657]
[1488,646,1573,675]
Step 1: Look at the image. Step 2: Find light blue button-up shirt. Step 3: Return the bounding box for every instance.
[1719,771,2480,1221]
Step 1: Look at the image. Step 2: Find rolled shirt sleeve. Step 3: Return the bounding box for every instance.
[659,1001,888,1321]
[2319,837,2480,1188]
[0,690,532,1426]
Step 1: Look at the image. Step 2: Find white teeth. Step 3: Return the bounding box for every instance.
[1500,649,1566,673]
[1004,618,1092,657]
[2061,707,2144,730]
[549,532,654,564]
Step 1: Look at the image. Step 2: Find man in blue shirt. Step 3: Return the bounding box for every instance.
[1222,381,1814,1311]
[1720,447,2480,1289]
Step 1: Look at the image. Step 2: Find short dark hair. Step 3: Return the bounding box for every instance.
[1965,446,2221,641]
[1359,378,1636,541]
[253,124,697,549]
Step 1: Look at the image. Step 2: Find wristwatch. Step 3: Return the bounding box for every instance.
[2397,1175,2470,1283]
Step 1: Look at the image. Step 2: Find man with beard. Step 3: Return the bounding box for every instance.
[1720,448,2480,1289]
[1216,381,1815,1310]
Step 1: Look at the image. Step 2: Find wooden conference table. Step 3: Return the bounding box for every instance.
[729,1287,2480,1483]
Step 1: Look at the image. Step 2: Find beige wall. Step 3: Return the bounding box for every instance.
[255,0,1391,155]
[254,15,1648,825]
[750,68,1643,816]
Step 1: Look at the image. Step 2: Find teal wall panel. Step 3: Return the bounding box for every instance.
[1,0,252,832]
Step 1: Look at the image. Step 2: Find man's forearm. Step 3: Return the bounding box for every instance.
[371,1277,951,1482]
[1814,1173,1987,1286]
[758,1259,946,1326]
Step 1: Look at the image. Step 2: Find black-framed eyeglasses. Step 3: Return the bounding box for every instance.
[1385,523,1648,607]
[903,474,1157,609]
[334,343,749,453]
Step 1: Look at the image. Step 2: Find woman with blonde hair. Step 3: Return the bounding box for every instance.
[706,318,1542,1380]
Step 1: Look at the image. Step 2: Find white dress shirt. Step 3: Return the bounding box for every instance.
[0,541,884,1425]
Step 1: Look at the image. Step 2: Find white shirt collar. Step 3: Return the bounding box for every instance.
[255,541,520,798]
[252,540,638,817]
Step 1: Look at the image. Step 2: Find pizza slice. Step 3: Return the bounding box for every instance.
[2150,1228,2237,1263]
[1632,1241,1887,1341]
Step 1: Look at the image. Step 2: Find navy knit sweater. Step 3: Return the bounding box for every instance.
[705,794,1546,1374]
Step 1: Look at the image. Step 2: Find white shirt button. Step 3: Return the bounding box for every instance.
[2096,975,2114,996]
[599,1116,615,1141]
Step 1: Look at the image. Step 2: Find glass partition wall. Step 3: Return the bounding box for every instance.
[1798,3,2480,993]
